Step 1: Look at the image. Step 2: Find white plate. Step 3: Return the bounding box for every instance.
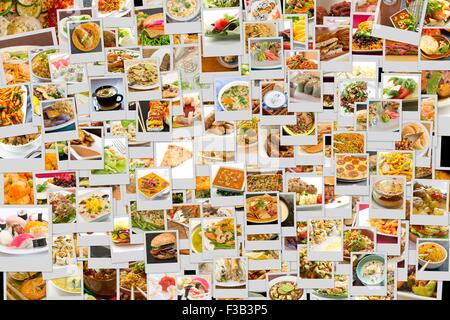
[78,190,111,223]
[215,280,246,288]
[297,204,322,210]
[326,196,350,209]
[44,118,76,132]
[0,244,48,255]
[358,207,398,237]
[97,0,132,18]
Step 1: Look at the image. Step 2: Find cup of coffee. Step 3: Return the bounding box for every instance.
[95,85,123,107]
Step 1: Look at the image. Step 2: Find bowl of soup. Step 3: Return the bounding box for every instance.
[356,254,385,286]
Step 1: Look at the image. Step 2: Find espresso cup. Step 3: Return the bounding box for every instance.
[95,85,123,106]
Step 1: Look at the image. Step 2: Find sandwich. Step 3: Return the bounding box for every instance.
[372,179,404,208]
[150,233,177,260]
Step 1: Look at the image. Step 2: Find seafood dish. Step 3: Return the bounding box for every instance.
[269,279,303,300]
[309,219,342,251]
[203,218,236,250]
[250,40,282,69]
[286,52,318,70]
[0,210,49,253]
[369,101,400,131]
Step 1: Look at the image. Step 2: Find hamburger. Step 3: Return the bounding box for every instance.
[150,233,177,260]
[372,179,404,208]
[324,176,335,204]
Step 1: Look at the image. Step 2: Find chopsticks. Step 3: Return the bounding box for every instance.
[137,106,147,133]
[136,286,148,299]
[130,285,147,300]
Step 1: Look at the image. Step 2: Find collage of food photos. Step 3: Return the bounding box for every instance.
[0,0,449,303]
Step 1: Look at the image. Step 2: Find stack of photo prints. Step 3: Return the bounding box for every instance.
[1,0,450,301]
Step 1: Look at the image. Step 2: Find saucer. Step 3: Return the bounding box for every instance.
[93,97,122,111]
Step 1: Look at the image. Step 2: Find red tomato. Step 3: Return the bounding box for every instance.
[159,276,175,292]
[214,19,230,31]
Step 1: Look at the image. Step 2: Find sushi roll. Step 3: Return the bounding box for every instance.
[312,82,321,98]
[304,79,318,95]
[0,230,13,246]
[296,75,311,93]
[10,233,34,248]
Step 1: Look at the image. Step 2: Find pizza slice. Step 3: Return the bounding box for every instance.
[160,144,193,168]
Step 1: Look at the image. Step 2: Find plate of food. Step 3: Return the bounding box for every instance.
[287,177,322,209]
[246,194,278,224]
[282,112,316,136]
[0,212,49,255]
[71,22,102,52]
[250,40,282,69]
[127,62,159,90]
[214,258,246,288]
[59,15,92,39]
[398,122,430,157]
[137,172,171,200]
[358,208,399,238]
[203,218,236,250]
[48,190,77,224]
[336,155,367,182]
[0,85,28,127]
[352,20,382,53]
[77,190,111,223]
[31,49,58,82]
[97,0,132,18]
[42,100,76,132]
[343,229,374,261]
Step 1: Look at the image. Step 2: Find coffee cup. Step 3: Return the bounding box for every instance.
[95,85,123,107]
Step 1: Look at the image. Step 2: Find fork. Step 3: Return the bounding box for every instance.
[112,139,127,154]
